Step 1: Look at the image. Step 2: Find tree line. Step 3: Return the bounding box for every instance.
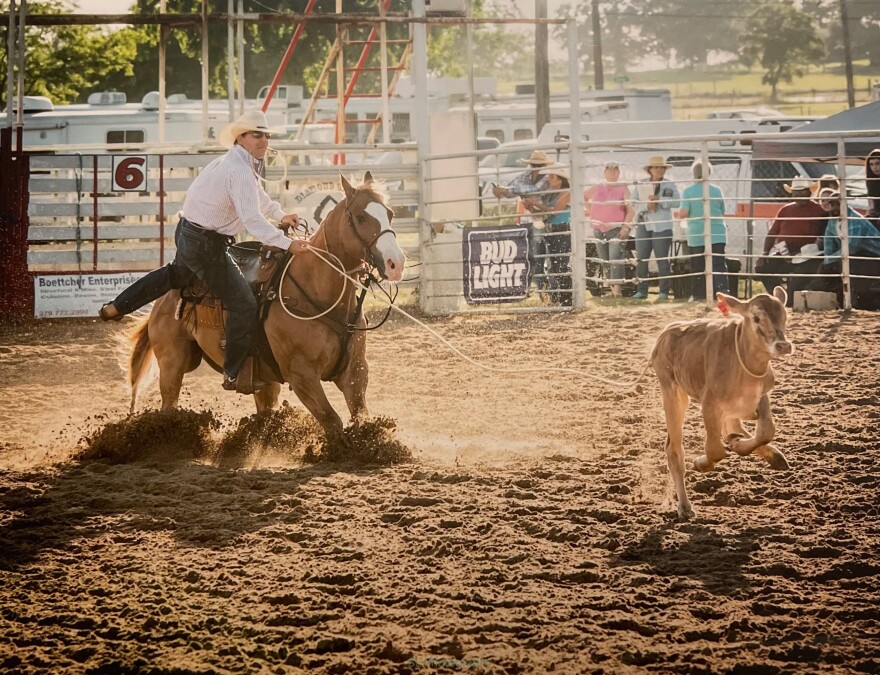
[560,0,878,102]
[0,0,875,108]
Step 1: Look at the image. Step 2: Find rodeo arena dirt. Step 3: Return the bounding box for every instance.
[1,300,879,675]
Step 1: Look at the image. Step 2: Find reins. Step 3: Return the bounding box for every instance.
[734,321,772,379]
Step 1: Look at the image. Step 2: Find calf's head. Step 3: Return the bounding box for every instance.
[716,286,793,358]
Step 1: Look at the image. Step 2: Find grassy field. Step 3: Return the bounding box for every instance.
[551,60,878,119]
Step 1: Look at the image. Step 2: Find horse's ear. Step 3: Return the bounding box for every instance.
[363,170,373,187]
[340,173,355,200]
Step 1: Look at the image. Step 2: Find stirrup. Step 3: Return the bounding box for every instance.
[99,303,123,322]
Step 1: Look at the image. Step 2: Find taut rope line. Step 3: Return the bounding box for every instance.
[304,243,652,390]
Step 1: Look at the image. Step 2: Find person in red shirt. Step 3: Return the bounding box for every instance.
[755,177,827,304]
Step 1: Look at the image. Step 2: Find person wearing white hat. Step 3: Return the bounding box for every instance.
[98,109,308,391]
[631,155,680,300]
[809,188,880,309]
[754,175,826,305]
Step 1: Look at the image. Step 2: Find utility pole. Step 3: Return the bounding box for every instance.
[591,0,604,90]
[535,0,550,135]
[839,0,855,108]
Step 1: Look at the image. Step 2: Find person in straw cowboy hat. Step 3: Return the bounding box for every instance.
[755,175,826,304]
[631,155,679,300]
[98,109,308,392]
[526,164,572,305]
[491,149,555,295]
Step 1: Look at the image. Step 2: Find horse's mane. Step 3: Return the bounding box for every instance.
[353,177,389,205]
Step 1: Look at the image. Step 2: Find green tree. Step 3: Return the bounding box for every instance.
[739,2,825,102]
[554,1,649,84]
[824,0,880,68]
[0,0,139,106]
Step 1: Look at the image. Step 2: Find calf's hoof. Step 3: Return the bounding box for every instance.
[726,434,755,456]
[678,501,695,521]
[757,444,790,471]
[693,455,715,472]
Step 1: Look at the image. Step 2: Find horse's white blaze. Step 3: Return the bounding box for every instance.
[366,201,405,282]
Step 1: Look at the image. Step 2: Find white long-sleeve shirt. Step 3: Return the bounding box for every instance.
[182,144,293,249]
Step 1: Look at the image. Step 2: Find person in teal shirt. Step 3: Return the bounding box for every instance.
[812,188,880,309]
[677,160,729,300]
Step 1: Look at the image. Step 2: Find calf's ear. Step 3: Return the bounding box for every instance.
[716,292,747,317]
[773,286,788,306]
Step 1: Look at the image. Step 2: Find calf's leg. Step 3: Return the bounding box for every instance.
[729,395,776,456]
[694,400,727,472]
[662,386,694,520]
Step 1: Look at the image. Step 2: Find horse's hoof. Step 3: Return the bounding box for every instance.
[693,455,715,473]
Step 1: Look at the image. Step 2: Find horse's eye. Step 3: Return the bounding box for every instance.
[357,215,366,223]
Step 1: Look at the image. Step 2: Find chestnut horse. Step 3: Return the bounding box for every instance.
[126,172,406,444]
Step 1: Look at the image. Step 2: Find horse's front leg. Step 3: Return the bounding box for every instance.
[287,373,346,445]
[253,383,281,413]
[335,340,369,421]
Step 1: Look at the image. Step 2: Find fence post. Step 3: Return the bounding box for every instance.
[837,136,851,310]
[700,142,713,305]
[567,17,586,310]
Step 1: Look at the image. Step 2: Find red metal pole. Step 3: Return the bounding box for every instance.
[261,0,318,112]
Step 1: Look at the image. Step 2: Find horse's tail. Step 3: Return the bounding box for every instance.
[126,315,156,413]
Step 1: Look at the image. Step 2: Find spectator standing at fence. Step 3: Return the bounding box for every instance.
[632,156,680,300]
[526,165,572,306]
[676,160,729,301]
[492,150,553,295]
[97,110,307,392]
[812,188,880,310]
[583,160,634,298]
[754,177,827,305]
[866,149,880,223]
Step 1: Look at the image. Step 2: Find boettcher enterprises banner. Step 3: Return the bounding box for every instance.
[462,225,531,304]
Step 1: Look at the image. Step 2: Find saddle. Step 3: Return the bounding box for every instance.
[178,241,292,395]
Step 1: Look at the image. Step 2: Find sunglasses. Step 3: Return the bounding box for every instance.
[244,131,271,140]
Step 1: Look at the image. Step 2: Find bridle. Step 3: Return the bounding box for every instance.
[343,189,398,268]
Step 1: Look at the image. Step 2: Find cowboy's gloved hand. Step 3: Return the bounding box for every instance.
[280,213,301,233]
[288,239,309,254]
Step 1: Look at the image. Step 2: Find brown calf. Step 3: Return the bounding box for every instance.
[651,288,793,520]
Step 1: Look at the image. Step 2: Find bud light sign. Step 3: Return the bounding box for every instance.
[463,226,531,304]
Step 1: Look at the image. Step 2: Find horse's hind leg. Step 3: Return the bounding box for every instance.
[153,341,196,410]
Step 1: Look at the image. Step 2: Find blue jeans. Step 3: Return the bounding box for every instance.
[690,243,728,299]
[594,228,625,282]
[545,221,572,306]
[112,218,257,379]
[635,226,673,295]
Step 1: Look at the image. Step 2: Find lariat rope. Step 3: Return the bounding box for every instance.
[278,245,348,321]
[734,321,772,379]
[303,243,652,389]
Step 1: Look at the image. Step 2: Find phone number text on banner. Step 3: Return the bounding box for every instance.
[462,225,531,304]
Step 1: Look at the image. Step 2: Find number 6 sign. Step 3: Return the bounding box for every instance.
[112,155,148,192]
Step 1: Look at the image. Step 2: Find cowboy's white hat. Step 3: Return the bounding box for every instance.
[644,155,672,171]
[539,164,570,181]
[218,110,284,149]
[518,149,555,166]
[784,177,816,193]
[792,243,822,265]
